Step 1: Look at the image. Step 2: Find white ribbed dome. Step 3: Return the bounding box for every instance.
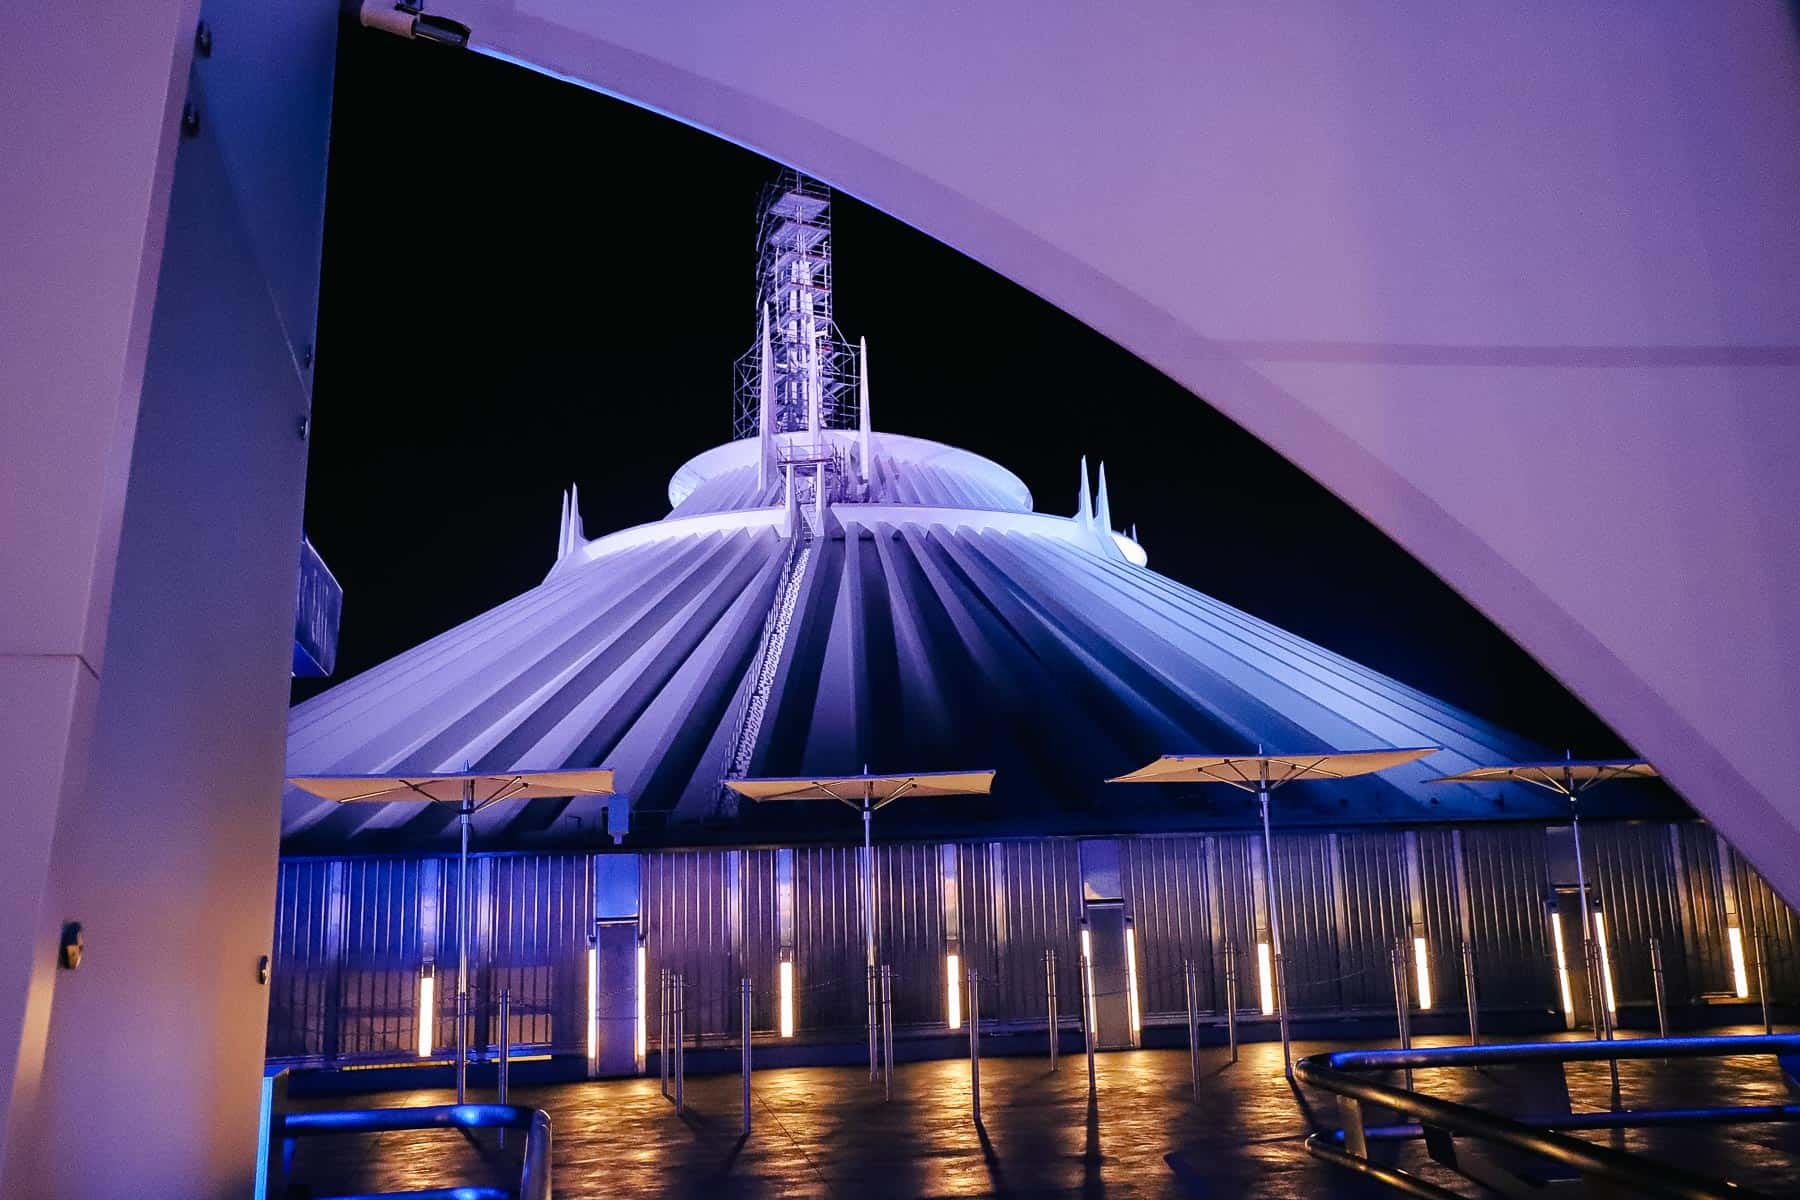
[283,427,1543,852]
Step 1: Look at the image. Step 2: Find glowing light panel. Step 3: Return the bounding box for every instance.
[1080,929,1097,1033]
[417,968,435,1058]
[636,943,648,1059]
[779,960,795,1037]
[1256,941,1275,1015]
[1124,927,1142,1034]
[1728,926,1750,998]
[946,953,962,1029]
[1413,936,1433,1010]
[587,947,599,1064]
[1551,916,1575,1019]
[1593,912,1617,1014]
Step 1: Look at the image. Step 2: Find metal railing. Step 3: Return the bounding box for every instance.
[1297,1034,1800,1199]
[278,1104,552,1200]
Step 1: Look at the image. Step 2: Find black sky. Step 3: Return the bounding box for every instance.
[295,25,1628,761]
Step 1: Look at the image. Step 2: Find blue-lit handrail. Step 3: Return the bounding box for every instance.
[281,1103,551,1200]
[1296,1034,1800,1200]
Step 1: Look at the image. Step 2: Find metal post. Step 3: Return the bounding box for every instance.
[1588,941,1620,1099]
[880,964,895,1101]
[659,968,670,1099]
[968,966,981,1123]
[741,977,753,1135]
[497,988,510,1104]
[674,972,685,1114]
[1461,940,1479,1046]
[455,784,473,1105]
[1184,959,1201,1103]
[1391,942,1413,1091]
[1756,934,1773,1035]
[1649,936,1669,1039]
[1225,939,1238,1064]
[497,987,510,1150]
[1258,777,1293,1079]
[864,791,878,1081]
[1045,948,1059,1071]
[1079,953,1097,1101]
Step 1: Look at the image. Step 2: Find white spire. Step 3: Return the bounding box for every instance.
[758,304,773,492]
[1096,462,1113,534]
[568,482,585,550]
[858,336,873,485]
[1077,456,1094,527]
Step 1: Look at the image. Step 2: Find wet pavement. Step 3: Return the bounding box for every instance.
[287,1026,1800,1198]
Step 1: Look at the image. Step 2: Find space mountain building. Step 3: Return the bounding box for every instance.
[284,172,1552,855]
[267,173,1786,1072]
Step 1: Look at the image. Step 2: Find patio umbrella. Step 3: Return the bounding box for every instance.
[287,768,617,1101]
[1109,747,1440,1078]
[1429,755,1658,1033]
[725,769,996,1079]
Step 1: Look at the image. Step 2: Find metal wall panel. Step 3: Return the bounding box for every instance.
[739,848,781,1033]
[1673,825,1733,998]
[644,850,733,1044]
[1458,827,1556,1010]
[1732,850,1800,997]
[996,839,1082,1025]
[1587,824,1684,1006]
[488,854,588,1052]
[1416,830,1467,1010]
[1272,833,1341,1012]
[1214,835,1260,1012]
[792,845,865,1034]
[874,842,946,1027]
[336,858,423,1061]
[1119,836,1210,1018]
[266,821,1787,1064]
[267,859,334,1061]
[1335,832,1410,1011]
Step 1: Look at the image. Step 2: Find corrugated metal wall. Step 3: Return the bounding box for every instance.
[266,822,1797,1065]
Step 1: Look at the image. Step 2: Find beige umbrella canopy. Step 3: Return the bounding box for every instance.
[288,768,616,1101]
[1429,756,1658,1040]
[1109,747,1440,1077]
[725,770,995,1079]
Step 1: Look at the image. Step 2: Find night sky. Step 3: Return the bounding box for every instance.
[296,25,1628,763]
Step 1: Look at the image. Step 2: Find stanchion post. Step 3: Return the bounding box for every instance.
[881,964,894,1102]
[1391,941,1413,1091]
[1587,941,1620,1100]
[659,967,670,1099]
[868,962,880,1082]
[1649,936,1669,1039]
[1079,953,1097,1102]
[968,966,981,1124]
[1225,940,1238,1064]
[1756,934,1773,1035]
[1184,959,1200,1103]
[1461,940,1479,1046]
[1045,948,1059,1071]
[674,972,685,1114]
[498,988,511,1104]
[741,977,753,1135]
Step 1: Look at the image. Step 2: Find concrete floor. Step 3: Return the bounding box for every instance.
[287,1027,1800,1198]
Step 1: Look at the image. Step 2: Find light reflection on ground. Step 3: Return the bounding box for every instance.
[289,1027,1800,1198]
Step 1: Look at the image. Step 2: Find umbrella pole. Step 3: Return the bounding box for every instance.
[1258,778,1293,1080]
[864,792,878,1081]
[457,782,472,1104]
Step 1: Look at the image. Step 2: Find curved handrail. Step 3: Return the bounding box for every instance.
[282,1103,551,1200]
[1296,1034,1800,1200]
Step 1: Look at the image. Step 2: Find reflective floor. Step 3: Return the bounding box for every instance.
[289,1027,1800,1198]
